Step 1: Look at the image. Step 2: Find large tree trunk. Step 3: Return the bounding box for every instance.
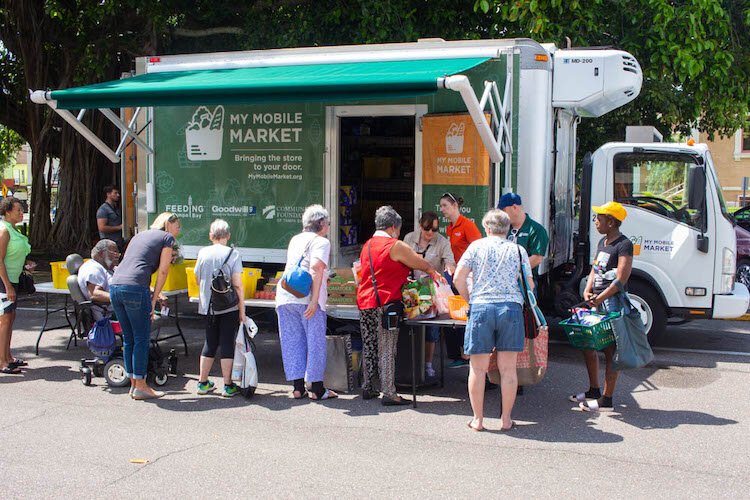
[49,115,118,255]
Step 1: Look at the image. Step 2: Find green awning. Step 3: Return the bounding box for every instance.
[50,57,491,109]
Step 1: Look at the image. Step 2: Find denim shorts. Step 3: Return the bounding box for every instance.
[464,302,524,354]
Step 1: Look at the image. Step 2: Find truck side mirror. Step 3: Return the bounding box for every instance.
[687,166,706,210]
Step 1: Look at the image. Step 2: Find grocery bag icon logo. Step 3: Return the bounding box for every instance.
[631,236,643,256]
[186,106,225,160]
[445,122,465,154]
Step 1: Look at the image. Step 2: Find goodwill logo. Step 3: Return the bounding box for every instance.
[211,205,256,217]
[186,106,225,161]
[165,195,205,219]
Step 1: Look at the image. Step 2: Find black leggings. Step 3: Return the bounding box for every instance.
[202,309,239,359]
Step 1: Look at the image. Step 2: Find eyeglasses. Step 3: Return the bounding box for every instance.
[508,228,518,242]
[422,225,439,232]
[442,192,458,204]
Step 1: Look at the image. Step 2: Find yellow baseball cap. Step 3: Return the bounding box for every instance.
[592,201,627,221]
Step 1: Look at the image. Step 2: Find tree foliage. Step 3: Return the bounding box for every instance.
[0,126,23,173]
[476,0,750,151]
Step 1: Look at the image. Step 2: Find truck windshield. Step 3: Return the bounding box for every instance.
[705,151,731,222]
[613,152,705,230]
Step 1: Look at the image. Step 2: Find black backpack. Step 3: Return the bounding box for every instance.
[210,247,239,313]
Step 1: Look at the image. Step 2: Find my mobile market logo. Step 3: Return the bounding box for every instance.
[165,196,204,219]
[211,205,256,217]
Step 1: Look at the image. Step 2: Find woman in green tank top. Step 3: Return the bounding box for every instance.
[0,197,32,374]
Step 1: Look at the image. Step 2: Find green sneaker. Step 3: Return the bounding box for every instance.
[197,380,215,395]
[222,383,240,398]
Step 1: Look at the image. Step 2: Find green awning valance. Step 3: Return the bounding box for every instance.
[49,57,491,109]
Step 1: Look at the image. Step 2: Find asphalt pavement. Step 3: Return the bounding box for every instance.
[1,298,749,498]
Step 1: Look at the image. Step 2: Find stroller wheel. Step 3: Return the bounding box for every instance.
[104,359,130,388]
[80,367,92,386]
[153,370,169,387]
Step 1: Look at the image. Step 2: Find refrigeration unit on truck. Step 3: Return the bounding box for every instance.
[30,38,750,340]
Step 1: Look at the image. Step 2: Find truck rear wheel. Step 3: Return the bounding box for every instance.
[627,282,667,345]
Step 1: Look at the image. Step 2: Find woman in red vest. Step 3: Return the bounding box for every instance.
[357,206,443,406]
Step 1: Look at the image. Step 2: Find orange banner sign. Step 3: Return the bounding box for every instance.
[422,114,490,186]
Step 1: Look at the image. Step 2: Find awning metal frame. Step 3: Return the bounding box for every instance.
[29,90,154,163]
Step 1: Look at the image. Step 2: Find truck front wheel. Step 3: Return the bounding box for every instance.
[626,281,667,345]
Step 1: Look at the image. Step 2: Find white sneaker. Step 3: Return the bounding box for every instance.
[425,366,436,378]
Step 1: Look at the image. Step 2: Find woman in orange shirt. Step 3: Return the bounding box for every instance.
[440,192,482,262]
[439,192,482,368]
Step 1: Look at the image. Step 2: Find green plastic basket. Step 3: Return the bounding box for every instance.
[559,312,620,350]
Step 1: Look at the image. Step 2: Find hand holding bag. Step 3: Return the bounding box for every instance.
[609,284,653,370]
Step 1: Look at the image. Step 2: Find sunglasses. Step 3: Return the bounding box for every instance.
[168,214,179,223]
[442,192,458,204]
[422,225,439,232]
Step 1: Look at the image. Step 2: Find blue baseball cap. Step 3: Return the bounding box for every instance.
[498,192,522,209]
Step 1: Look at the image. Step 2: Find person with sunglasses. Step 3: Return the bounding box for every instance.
[404,211,456,380]
[110,211,180,400]
[439,192,482,369]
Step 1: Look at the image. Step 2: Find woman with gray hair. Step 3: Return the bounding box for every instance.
[194,219,245,397]
[356,206,444,406]
[453,209,533,431]
[275,204,337,400]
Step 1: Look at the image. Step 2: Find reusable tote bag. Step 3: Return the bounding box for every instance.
[609,284,653,370]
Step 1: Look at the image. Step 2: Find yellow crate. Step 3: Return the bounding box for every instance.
[150,262,188,291]
[183,259,197,267]
[51,261,70,289]
[275,270,284,280]
[186,267,199,298]
[243,268,262,299]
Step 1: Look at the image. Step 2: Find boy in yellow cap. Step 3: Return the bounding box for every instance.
[570,201,634,412]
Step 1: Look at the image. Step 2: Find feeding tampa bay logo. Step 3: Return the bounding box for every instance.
[185,106,225,161]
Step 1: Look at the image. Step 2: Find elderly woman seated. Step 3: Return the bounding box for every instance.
[76,239,120,321]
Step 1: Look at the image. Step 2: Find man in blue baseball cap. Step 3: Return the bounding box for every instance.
[498,193,549,281]
[498,192,549,396]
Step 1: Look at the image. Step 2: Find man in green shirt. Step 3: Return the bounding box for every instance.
[498,192,549,282]
[498,192,549,395]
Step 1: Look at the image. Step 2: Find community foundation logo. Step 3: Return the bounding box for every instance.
[186,106,225,161]
[165,195,205,219]
[211,205,256,217]
[445,122,465,154]
[262,205,276,220]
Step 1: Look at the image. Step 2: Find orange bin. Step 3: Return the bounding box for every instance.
[447,295,469,321]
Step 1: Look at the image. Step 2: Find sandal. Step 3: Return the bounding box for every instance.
[292,390,308,399]
[1,366,22,374]
[309,389,338,401]
[467,420,484,432]
[10,358,28,368]
[568,388,601,403]
[578,398,614,413]
[500,420,515,432]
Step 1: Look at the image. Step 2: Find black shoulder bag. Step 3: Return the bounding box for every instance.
[367,241,404,330]
[209,247,239,314]
[517,245,538,339]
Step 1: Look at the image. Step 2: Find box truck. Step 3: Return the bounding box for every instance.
[31,38,749,340]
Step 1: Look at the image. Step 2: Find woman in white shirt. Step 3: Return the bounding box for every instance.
[403,211,456,379]
[275,205,337,401]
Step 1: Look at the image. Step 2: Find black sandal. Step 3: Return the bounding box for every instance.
[292,390,308,399]
[1,366,22,374]
[9,359,28,368]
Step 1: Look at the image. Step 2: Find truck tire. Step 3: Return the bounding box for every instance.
[736,259,750,288]
[627,281,667,345]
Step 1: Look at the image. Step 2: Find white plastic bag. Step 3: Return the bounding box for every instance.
[232,322,259,388]
[231,324,246,381]
[435,281,453,315]
[242,350,258,389]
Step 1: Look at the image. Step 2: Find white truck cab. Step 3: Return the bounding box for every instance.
[584,137,749,339]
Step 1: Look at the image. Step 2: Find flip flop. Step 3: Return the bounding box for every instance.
[292,390,308,400]
[9,360,28,368]
[310,389,338,401]
[500,421,515,432]
[1,366,22,374]
[467,420,484,432]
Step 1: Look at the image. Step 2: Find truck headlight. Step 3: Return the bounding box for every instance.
[720,247,736,294]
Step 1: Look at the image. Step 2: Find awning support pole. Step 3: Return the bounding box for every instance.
[99,108,154,155]
[53,108,121,163]
[114,107,142,157]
